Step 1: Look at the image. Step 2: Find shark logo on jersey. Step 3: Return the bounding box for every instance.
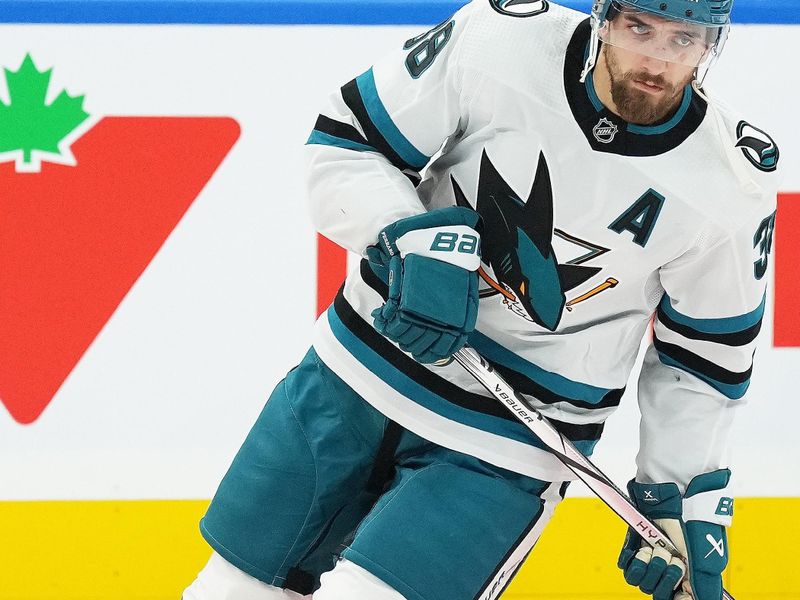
[490,0,549,17]
[735,121,779,172]
[593,117,618,144]
[452,150,614,330]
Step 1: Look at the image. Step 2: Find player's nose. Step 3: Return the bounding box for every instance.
[639,53,669,76]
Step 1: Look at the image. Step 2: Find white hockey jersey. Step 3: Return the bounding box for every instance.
[304,0,780,486]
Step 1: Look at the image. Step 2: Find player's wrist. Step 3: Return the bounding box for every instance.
[374,206,482,269]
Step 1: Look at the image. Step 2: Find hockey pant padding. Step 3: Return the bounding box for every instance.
[199,347,566,600]
[339,455,565,600]
[200,348,390,592]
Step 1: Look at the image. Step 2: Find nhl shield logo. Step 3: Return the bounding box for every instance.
[735,120,779,172]
[593,117,618,144]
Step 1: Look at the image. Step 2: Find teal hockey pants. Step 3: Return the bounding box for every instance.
[200,348,567,600]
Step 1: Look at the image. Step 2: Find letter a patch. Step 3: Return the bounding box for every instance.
[609,189,665,247]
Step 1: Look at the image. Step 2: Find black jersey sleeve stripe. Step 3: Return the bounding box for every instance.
[653,333,753,399]
[312,114,372,147]
[653,334,753,384]
[340,77,425,173]
[656,293,765,347]
[361,258,389,299]
[492,361,625,410]
[657,305,762,347]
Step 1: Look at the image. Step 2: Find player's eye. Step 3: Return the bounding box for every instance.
[672,35,695,47]
[629,24,651,35]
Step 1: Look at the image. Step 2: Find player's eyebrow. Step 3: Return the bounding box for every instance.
[672,27,703,40]
[621,13,703,39]
[619,13,653,28]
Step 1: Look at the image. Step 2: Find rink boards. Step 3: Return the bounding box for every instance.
[0,1,798,599]
[2,497,795,598]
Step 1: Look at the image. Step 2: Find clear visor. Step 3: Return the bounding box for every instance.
[599,4,724,67]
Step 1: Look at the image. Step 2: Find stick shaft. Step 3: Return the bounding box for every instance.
[452,346,735,600]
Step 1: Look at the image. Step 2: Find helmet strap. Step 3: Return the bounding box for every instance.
[580,19,602,82]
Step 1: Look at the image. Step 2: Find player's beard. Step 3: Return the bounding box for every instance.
[604,45,693,125]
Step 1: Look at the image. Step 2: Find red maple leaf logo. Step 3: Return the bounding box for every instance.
[0,116,240,423]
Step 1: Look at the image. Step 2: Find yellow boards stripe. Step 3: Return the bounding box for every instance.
[0,500,211,600]
[1,498,796,599]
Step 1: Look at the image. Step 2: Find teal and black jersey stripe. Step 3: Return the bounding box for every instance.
[468,331,625,410]
[657,293,765,347]
[482,350,624,410]
[360,259,623,413]
[307,114,377,153]
[333,287,604,454]
[339,68,431,173]
[653,333,753,399]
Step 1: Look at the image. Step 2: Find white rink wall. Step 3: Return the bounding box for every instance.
[0,5,798,502]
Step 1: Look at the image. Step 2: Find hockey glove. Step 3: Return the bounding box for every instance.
[618,469,733,600]
[368,206,481,364]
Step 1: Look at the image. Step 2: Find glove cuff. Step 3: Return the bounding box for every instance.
[377,207,482,270]
[629,470,733,527]
[683,469,734,527]
[392,225,481,270]
[627,479,682,520]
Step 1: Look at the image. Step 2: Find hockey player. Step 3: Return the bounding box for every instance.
[183,0,780,598]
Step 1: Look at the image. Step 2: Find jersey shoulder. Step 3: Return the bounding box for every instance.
[457,0,585,82]
[479,0,580,22]
[680,94,780,234]
[709,96,782,177]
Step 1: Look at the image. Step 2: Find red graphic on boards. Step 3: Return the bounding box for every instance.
[774,193,799,347]
[0,117,240,423]
[316,234,347,318]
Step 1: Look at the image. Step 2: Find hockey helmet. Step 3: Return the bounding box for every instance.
[582,0,733,82]
[594,0,733,28]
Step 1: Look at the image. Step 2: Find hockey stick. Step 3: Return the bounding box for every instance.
[452,346,735,600]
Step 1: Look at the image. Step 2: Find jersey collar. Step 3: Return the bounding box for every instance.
[563,19,707,156]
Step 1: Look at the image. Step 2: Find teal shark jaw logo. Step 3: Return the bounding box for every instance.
[513,227,565,328]
[453,150,609,331]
